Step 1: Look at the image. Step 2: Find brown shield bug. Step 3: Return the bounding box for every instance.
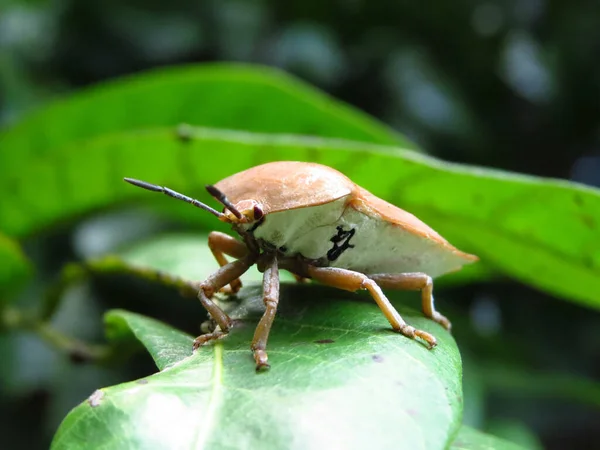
[125,161,478,370]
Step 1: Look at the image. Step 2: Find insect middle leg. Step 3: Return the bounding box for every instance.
[307,266,438,348]
[193,254,256,349]
[208,231,249,294]
[251,255,280,371]
[369,273,451,331]
[292,273,308,283]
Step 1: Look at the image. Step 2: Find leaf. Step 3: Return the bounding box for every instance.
[52,290,462,450]
[450,426,526,450]
[485,420,543,450]
[1,126,597,307]
[0,63,407,179]
[480,362,600,410]
[104,309,194,371]
[0,233,31,301]
[114,232,295,284]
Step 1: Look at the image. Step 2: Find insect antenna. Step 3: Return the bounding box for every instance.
[123,178,227,220]
[205,185,243,219]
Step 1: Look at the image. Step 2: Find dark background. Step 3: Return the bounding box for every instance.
[1,0,599,449]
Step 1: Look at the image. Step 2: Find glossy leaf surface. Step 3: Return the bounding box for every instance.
[53,294,462,450]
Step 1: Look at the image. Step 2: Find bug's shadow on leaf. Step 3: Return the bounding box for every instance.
[216,282,425,334]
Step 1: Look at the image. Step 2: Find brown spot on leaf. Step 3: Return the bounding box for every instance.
[88,390,105,408]
[372,355,384,363]
[137,379,149,385]
[580,214,596,230]
[314,339,335,344]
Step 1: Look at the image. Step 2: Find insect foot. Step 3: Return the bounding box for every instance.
[251,345,270,372]
[431,311,452,331]
[192,329,229,350]
[397,324,438,349]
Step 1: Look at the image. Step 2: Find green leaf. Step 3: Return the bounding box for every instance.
[0,233,31,301]
[1,126,597,307]
[485,420,543,450]
[104,309,194,371]
[450,425,527,450]
[114,232,295,284]
[480,362,600,410]
[52,289,462,450]
[0,63,407,179]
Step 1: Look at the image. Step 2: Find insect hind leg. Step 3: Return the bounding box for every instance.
[306,266,437,349]
[369,273,451,331]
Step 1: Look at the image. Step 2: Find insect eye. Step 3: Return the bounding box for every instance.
[253,205,264,221]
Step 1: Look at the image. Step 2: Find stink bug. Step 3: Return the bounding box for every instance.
[124,161,478,370]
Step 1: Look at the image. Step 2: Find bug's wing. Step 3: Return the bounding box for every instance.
[341,187,478,277]
[214,161,355,214]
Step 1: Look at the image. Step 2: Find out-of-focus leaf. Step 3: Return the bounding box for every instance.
[114,232,295,284]
[450,425,526,450]
[0,233,31,302]
[481,363,600,410]
[0,127,597,306]
[0,63,407,178]
[52,289,463,450]
[485,420,544,450]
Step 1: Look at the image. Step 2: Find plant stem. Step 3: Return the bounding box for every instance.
[41,256,199,320]
[1,307,111,363]
[22,254,199,363]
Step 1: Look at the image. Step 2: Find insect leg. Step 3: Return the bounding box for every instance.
[307,266,437,348]
[208,231,249,294]
[251,255,280,371]
[292,273,308,283]
[194,254,256,349]
[369,273,451,331]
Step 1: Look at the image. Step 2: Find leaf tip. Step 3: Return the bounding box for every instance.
[87,389,105,408]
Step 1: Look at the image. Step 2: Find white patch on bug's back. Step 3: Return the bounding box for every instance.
[333,208,467,278]
[251,197,468,278]
[251,198,348,259]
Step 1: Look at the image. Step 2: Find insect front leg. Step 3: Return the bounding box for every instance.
[251,255,280,371]
[208,231,249,294]
[307,266,438,349]
[194,254,256,349]
[369,273,451,331]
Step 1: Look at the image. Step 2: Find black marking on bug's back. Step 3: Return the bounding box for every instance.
[327,225,356,261]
